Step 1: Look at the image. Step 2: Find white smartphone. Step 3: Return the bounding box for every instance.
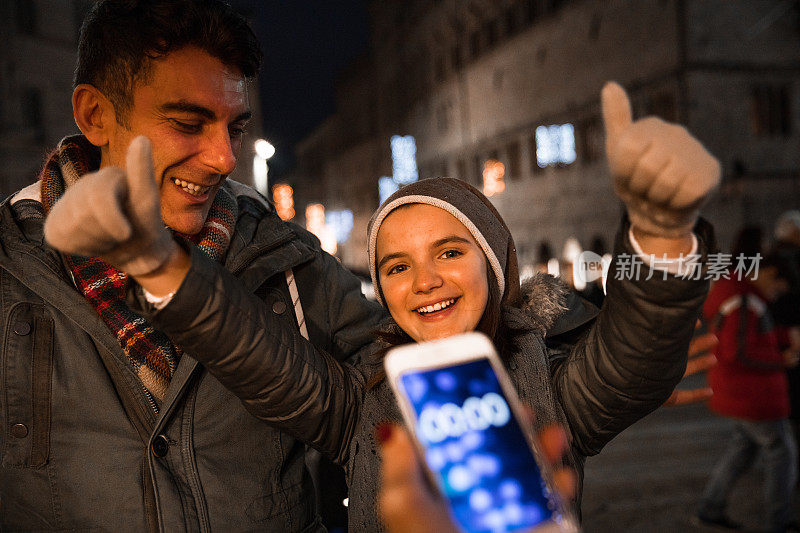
[384,332,578,533]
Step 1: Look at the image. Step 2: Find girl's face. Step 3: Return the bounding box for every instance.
[376,204,489,342]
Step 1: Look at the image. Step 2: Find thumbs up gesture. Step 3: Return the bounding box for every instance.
[602,82,720,239]
[45,136,177,276]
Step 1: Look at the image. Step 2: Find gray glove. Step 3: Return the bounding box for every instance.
[44,136,177,276]
[602,82,721,238]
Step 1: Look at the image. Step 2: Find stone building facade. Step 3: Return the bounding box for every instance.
[293,0,800,271]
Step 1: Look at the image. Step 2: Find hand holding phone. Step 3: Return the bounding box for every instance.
[384,332,578,533]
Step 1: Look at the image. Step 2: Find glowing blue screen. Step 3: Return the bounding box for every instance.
[400,359,554,533]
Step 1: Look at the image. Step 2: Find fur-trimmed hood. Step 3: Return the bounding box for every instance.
[515,272,571,335]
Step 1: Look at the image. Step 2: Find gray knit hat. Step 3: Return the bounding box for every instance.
[367,177,520,307]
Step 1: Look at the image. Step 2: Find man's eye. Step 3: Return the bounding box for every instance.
[441,249,463,259]
[170,120,202,134]
[230,124,249,137]
[387,264,408,276]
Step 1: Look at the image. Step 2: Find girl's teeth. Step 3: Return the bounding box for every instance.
[418,299,454,314]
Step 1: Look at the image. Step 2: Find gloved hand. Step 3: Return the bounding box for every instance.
[602,81,721,238]
[44,136,177,276]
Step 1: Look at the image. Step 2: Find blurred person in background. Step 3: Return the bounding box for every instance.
[697,240,799,532]
[771,211,800,480]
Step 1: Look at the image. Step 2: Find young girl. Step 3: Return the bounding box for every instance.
[122,173,710,530]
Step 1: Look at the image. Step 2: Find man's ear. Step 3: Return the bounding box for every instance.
[73,84,116,147]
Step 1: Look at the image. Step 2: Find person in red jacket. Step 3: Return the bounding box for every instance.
[697,251,799,532]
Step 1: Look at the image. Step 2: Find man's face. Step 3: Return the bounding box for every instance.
[105,46,251,235]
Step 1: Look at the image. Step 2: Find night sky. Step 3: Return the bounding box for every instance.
[231,0,371,178]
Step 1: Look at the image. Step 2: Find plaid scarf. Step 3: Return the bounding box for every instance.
[40,135,237,410]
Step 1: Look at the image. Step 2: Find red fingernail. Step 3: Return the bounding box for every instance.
[376,423,393,443]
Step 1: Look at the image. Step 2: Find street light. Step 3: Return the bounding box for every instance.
[255,139,275,160]
[253,139,275,195]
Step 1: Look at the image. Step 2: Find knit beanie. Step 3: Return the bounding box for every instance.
[367,177,520,307]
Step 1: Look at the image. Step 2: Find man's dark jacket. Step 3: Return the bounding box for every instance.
[0,181,383,532]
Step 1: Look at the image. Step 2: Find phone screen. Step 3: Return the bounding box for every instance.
[398,358,555,533]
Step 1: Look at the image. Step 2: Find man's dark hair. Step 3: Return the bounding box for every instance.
[74,0,262,125]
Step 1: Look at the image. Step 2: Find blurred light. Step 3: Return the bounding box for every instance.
[547,258,560,277]
[469,489,493,512]
[253,155,268,195]
[390,135,419,184]
[482,159,506,197]
[435,371,457,391]
[426,447,447,471]
[360,280,376,300]
[562,237,582,264]
[326,209,354,243]
[342,498,349,507]
[572,261,586,291]
[466,454,500,476]
[499,479,522,500]
[272,184,295,221]
[305,204,337,255]
[536,124,576,167]
[254,139,275,160]
[519,264,536,281]
[563,237,584,290]
[379,176,400,204]
[447,465,476,492]
[601,253,612,294]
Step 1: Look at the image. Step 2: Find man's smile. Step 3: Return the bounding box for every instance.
[170,176,212,197]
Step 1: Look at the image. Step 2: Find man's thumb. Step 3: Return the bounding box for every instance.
[601,81,633,147]
[125,136,158,206]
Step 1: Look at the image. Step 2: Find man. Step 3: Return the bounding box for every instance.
[697,252,799,532]
[0,1,382,531]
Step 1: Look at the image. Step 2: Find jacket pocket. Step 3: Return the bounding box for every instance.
[2,302,54,468]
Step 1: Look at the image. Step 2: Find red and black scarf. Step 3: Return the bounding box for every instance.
[40,135,237,409]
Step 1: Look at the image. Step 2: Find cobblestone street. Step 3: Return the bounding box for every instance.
[582,378,800,532]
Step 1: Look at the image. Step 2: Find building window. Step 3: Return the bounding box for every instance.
[473,154,484,185]
[529,134,543,175]
[435,55,447,83]
[485,18,500,48]
[505,141,521,180]
[436,102,450,133]
[469,31,481,59]
[457,158,467,182]
[577,116,604,164]
[751,84,792,137]
[505,6,519,36]
[15,0,37,35]
[524,0,538,24]
[22,87,45,143]
[451,44,462,71]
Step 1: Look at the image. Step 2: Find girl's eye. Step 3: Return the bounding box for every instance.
[386,264,408,276]
[441,249,463,259]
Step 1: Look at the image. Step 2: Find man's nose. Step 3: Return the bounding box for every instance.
[412,263,443,293]
[200,127,237,175]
